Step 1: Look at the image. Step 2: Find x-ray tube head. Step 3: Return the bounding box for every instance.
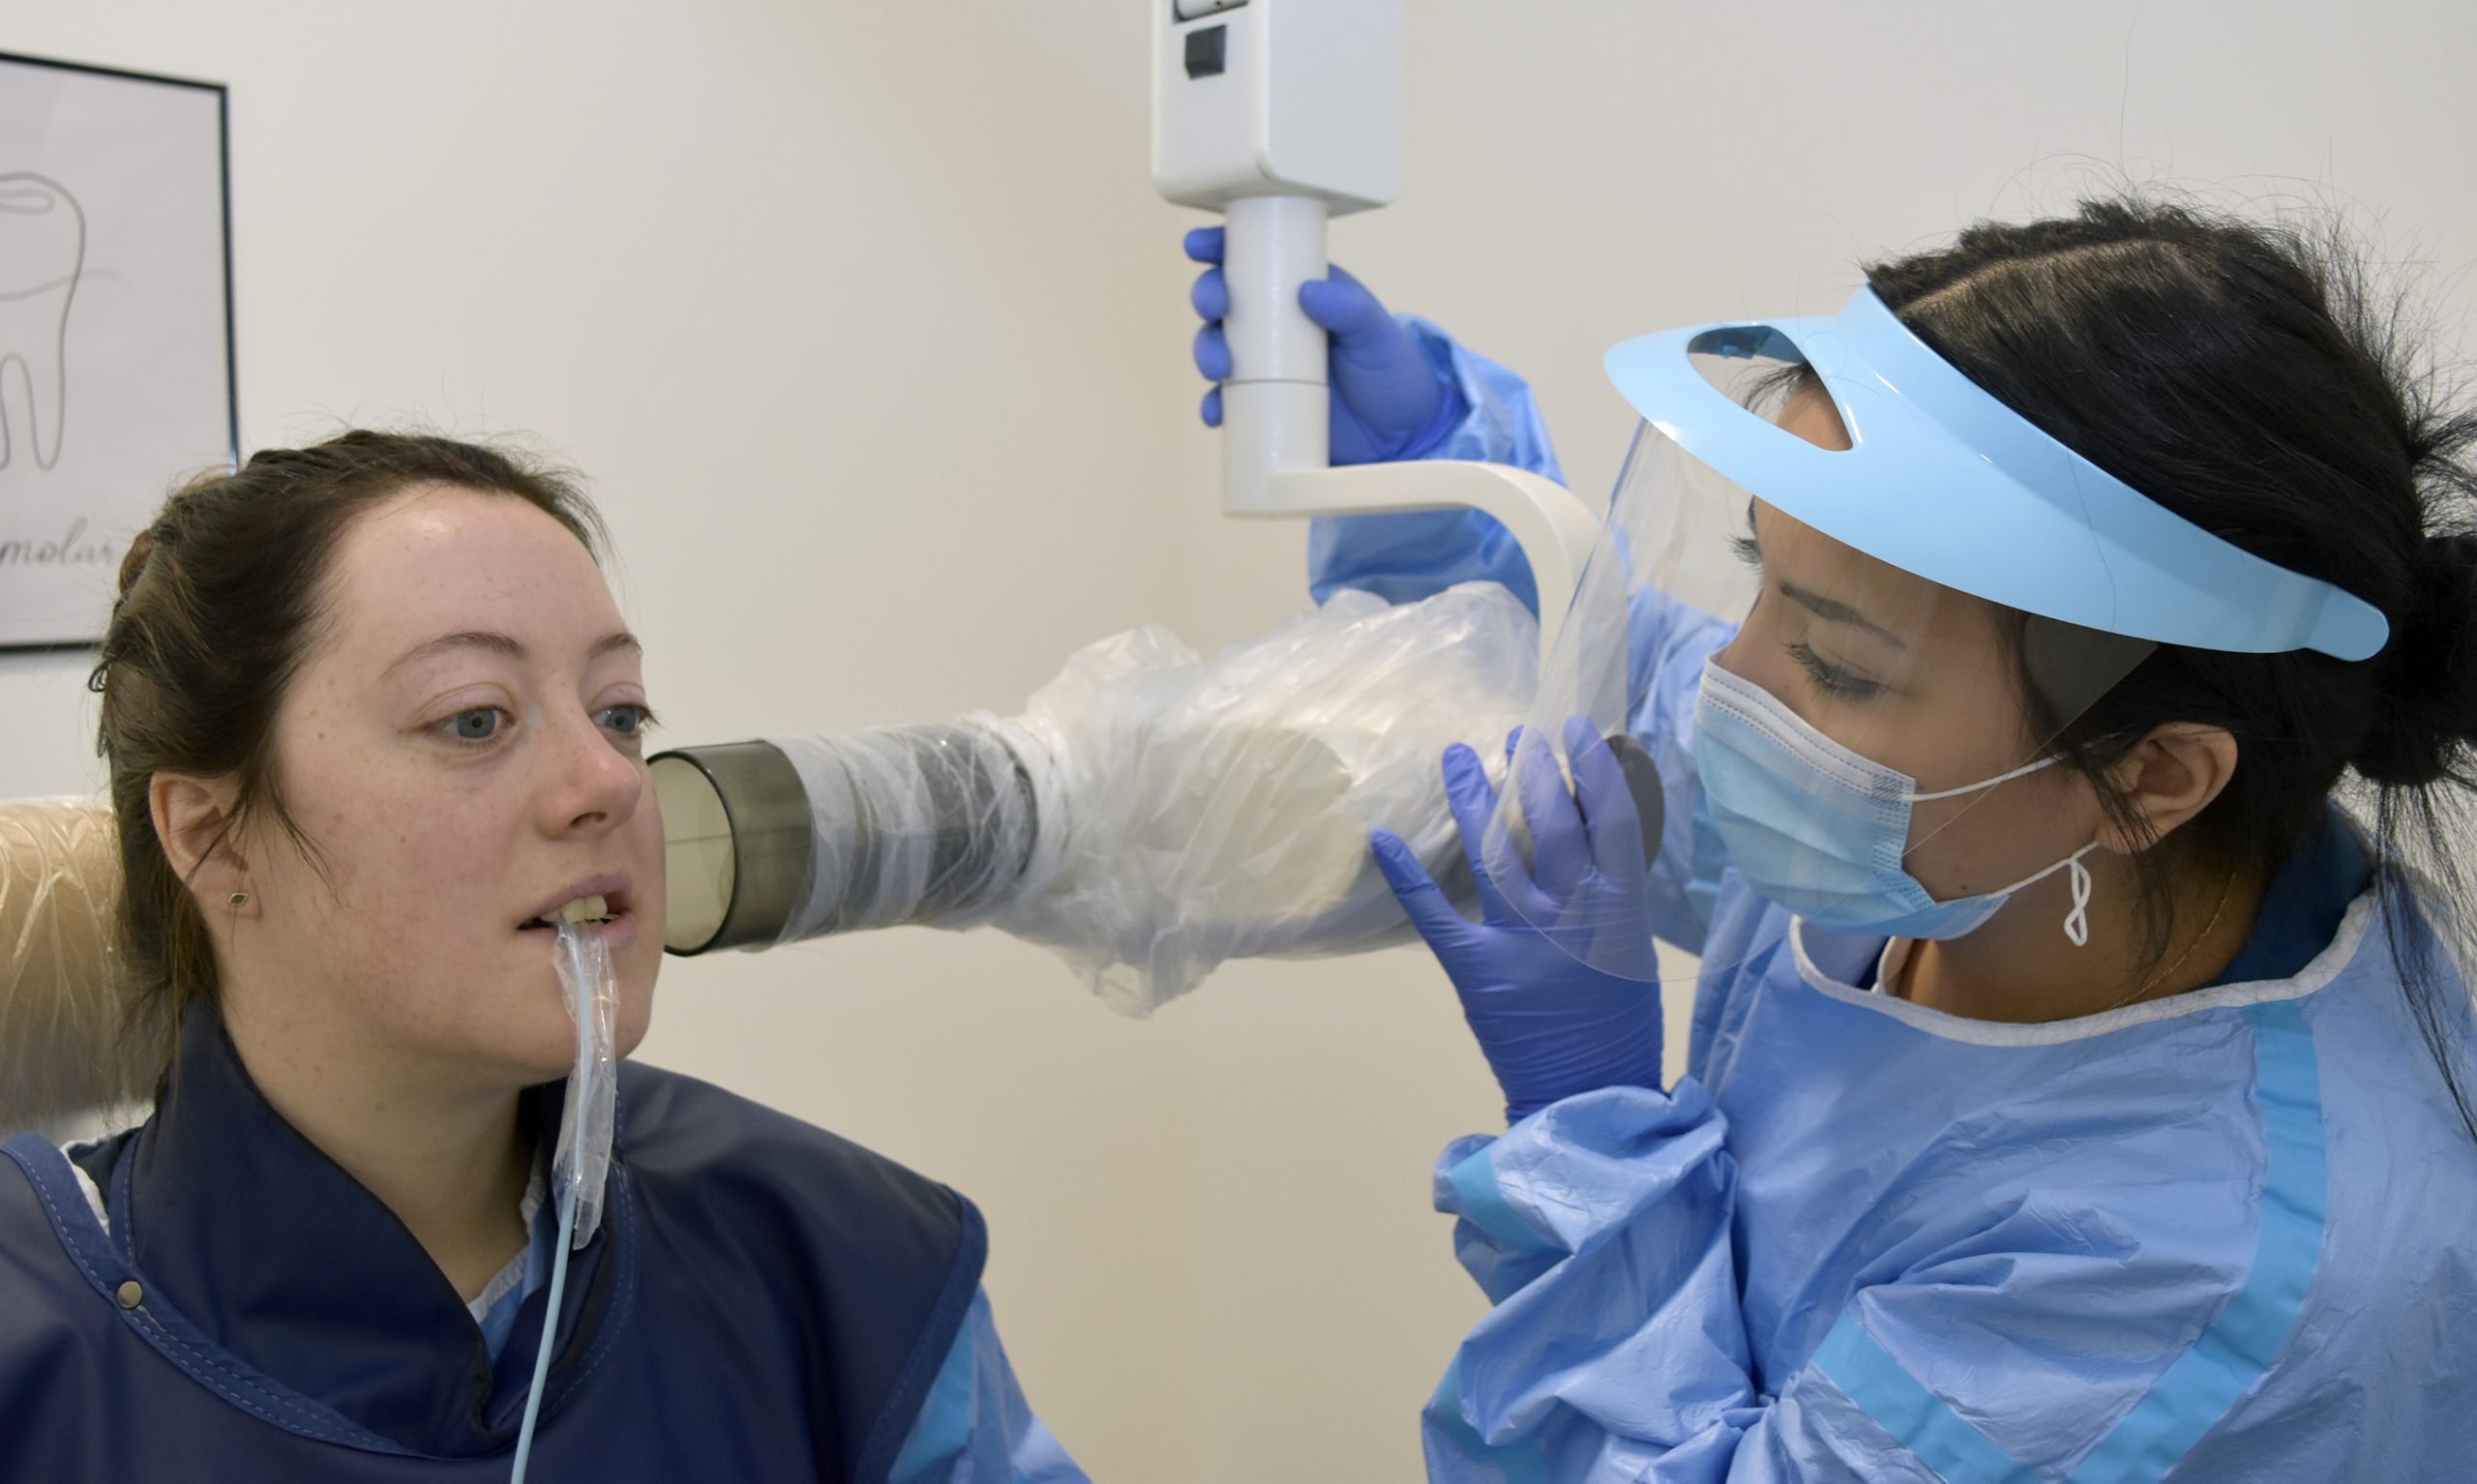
[650,742,816,955]
[651,727,1043,957]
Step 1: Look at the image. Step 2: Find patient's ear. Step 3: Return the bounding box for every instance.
[150,773,256,918]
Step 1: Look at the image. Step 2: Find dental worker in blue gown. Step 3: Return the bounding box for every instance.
[1195,200,2477,1482]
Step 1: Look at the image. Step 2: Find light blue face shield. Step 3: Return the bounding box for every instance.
[1482,287,2390,978]
[1612,288,2388,662]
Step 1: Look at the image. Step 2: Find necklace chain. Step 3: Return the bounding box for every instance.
[2098,870,2242,1013]
[1895,869,2245,1013]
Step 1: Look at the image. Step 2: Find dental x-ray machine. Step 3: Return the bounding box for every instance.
[639,0,1609,1012]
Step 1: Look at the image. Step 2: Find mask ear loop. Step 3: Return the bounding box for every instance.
[1904,755,2099,945]
[1900,752,2063,803]
[2062,847,2095,947]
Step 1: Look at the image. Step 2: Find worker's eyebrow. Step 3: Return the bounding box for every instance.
[1776,581,1909,650]
[1737,512,1909,650]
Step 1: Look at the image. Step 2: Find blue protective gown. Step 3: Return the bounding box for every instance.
[1319,323,2477,1482]
[0,1004,1085,1483]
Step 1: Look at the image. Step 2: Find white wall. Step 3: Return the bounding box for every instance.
[2,3,2471,1478]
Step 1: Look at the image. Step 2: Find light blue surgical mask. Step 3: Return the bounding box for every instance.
[1693,658,2098,943]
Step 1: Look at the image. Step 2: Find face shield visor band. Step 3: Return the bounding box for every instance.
[1603,287,2390,661]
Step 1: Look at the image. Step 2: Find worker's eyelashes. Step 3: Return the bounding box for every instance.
[1784,640,1882,700]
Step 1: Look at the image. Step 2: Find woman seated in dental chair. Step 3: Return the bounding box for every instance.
[0,432,1085,1484]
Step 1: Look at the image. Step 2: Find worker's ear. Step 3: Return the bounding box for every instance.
[2095,724,2239,852]
[150,773,257,919]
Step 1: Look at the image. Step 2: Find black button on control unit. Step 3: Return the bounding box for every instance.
[1185,24,1228,79]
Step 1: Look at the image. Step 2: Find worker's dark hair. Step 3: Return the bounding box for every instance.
[1865,198,2477,1139]
[92,430,607,1058]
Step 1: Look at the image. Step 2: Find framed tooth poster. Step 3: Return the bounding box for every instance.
[0,51,235,649]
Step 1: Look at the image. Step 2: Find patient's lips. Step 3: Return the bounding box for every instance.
[0,173,84,472]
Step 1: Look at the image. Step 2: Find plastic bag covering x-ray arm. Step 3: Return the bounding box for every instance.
[661,581,1539,1016]
[0,797,164,1132]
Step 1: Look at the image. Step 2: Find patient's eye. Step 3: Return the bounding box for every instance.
[599,704,651,737]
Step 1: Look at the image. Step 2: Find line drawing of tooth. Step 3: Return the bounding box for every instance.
[0,172,86,473]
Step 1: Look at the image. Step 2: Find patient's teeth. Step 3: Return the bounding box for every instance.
[549,895,611,926]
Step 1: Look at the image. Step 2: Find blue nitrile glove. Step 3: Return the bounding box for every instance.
[1372,717,1662,1124]
[1185,225,1468,464]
